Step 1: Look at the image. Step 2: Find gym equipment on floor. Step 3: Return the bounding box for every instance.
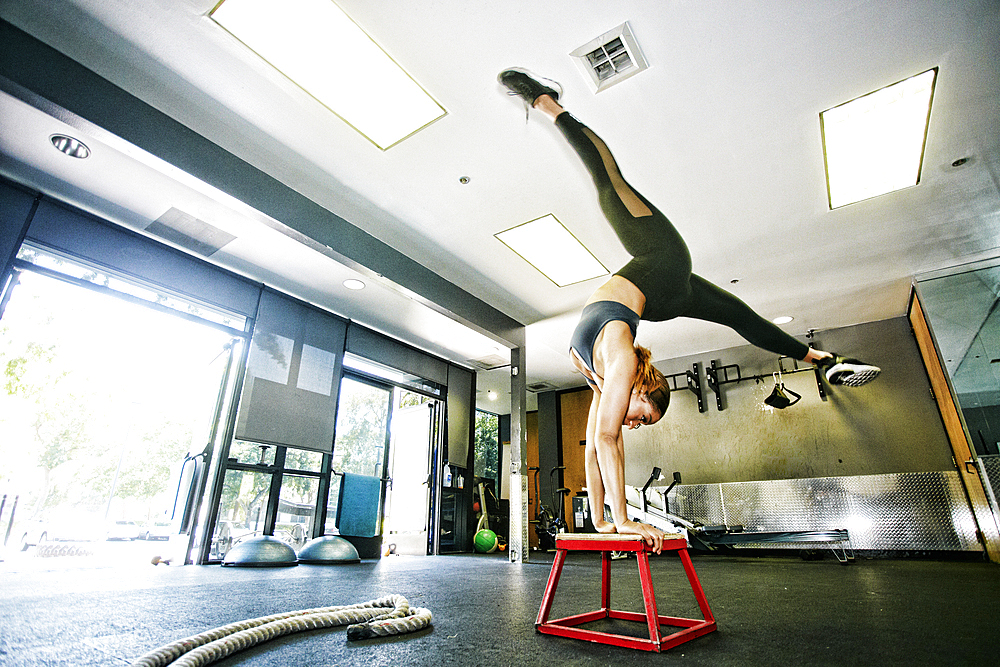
[132,595,431,667]
[625,467,854,563]
[530,466,569,551]
[536,533,716,652]
[221,535,297,567]
[297,535,361,564]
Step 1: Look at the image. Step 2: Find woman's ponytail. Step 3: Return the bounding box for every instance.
[633,345,670,417]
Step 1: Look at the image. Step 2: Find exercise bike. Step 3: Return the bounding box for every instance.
[530,466,569,551]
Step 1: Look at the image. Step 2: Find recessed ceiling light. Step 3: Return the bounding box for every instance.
[343,278,366,290]
[50,134,90,159]
[772,316,794,325]
[495,214,608,287]
[211,0,446,150]
[821,68,937,208]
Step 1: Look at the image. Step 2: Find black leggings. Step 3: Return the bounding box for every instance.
[555,112,809,360]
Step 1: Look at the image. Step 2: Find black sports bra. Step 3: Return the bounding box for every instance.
[569,301,641,387]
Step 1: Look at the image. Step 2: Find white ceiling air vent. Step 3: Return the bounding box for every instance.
[466,354,510,371]
[570,21,648,93]
[145,208,236,257]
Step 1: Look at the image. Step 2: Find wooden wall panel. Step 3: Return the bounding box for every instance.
[558,388,592,531]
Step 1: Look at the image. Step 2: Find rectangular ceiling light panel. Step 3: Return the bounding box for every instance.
[211,0,446,149]
[496,215,608,287]
[821,68,937,208]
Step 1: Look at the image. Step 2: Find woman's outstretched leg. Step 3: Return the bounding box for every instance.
[534,93,688,261]
[499,68,880,387]
[683,275,881,383]
[500,69,694,318]
[685,274,812,359]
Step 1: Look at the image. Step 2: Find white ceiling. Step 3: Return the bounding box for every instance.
[1,0,999,415]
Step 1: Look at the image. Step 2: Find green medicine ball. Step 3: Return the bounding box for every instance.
[474,529,498,553]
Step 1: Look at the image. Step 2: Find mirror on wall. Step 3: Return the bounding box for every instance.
[917,260,1000,456]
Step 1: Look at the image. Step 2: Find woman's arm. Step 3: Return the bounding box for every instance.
[590,323,665,552]
[584,388,614,532]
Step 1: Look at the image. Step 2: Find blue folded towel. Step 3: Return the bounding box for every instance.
[336,472,382,537]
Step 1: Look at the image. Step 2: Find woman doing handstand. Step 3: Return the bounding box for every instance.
[498,68,881,553]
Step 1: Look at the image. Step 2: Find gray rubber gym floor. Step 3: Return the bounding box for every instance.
[1,550,997,666]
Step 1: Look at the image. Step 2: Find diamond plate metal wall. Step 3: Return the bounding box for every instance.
[668,472,982,551]
[509,473,528,562]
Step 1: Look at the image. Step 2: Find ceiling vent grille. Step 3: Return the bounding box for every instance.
[527,381,558,393]
[146,208,236,257]
[466,354,510,371]
[570,22,649,93]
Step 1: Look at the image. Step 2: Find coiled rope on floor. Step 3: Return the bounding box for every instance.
[131,594,432,667]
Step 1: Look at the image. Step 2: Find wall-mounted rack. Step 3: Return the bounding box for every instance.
[664,363,705,413]
[704,357,826,411]
[778,357,827,400]
[705,361,740,411]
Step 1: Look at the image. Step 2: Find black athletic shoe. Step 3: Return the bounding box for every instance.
[818,355,881,387]
[497,68,562,107]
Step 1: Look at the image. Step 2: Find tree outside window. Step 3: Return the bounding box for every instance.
[474,410,498,482]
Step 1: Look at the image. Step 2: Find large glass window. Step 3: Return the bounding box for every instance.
[343,352,442,397]
[207,442,324,560]
[212,469,271,559]
[918,263,1000,454]
[474,410,499,482]
[277,473,320,549]
[16,243,246,330]
[0,264,237,567]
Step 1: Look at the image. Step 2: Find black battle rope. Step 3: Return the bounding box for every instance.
[131,595,432,667]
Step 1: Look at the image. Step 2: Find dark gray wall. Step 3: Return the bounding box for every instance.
[534,391,561,514]
[1,180,37,287]
[618,317,954,486]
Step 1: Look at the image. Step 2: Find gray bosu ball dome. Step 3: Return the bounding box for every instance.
[296,536,361,564]
[222,535,298,567]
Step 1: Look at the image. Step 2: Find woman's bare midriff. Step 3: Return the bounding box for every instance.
[570,347,602,391]
[585,275,646,314]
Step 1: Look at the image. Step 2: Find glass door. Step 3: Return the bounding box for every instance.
[384,391,437,555]
[325,375,393,537]
[915,266,1000,558]
[173,336,244,565]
